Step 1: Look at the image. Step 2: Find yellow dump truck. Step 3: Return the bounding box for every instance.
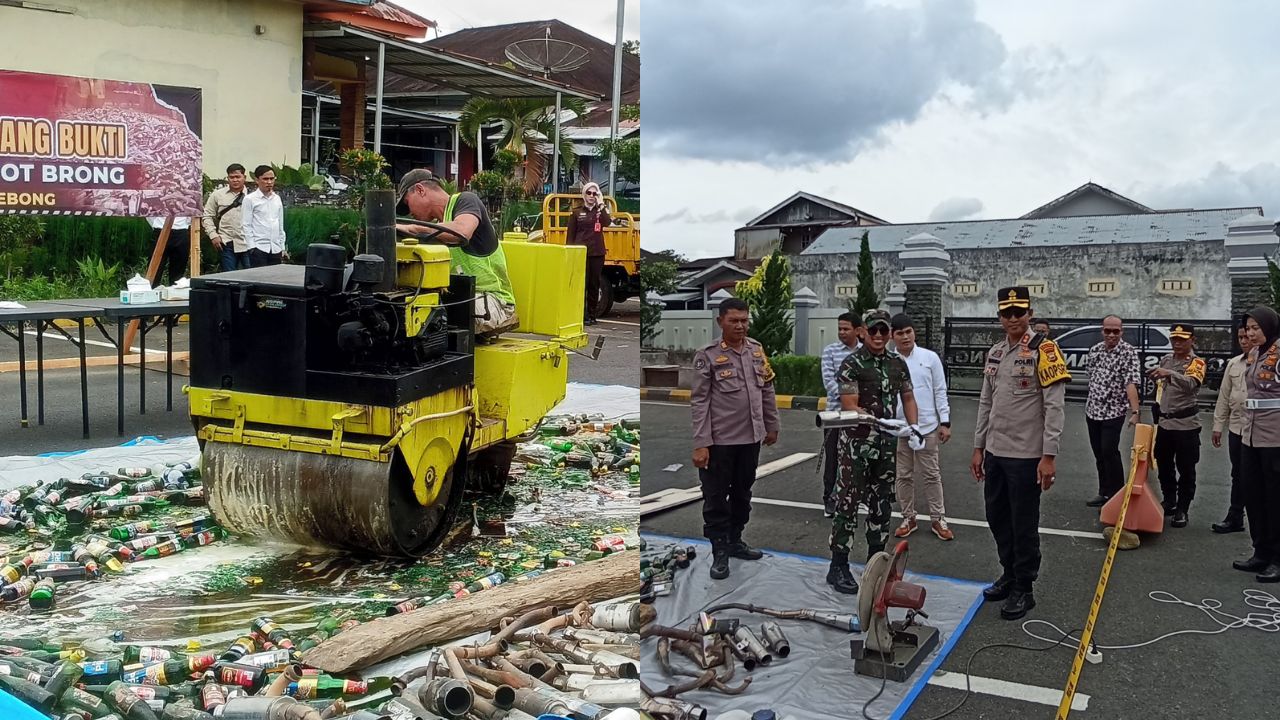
[514,194,640,317]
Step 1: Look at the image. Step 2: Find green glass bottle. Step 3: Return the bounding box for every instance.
[159,703,214,720]
[0,671,57,713]
[121,659,191,686]
[286,675,378,700]
[79,658,124,682]
[58,685,112,718]
[41,659,83,699]
[29,577,56,609]
[141,539,184,559]
[121,646,173,665]
[212,661,266,693]
[0,659,45,684]
[103,679,161,720]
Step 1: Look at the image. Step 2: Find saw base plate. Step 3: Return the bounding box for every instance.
[850,622,940,682]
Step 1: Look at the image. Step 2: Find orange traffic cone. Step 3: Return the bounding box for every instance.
[1100,423,1165,535]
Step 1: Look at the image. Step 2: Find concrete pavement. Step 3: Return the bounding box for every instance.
[641,397,1274,719]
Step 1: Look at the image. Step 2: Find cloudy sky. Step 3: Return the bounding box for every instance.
[644,0,1280,259]
[397,0,639,44]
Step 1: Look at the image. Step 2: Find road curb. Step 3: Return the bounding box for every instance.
[641,387,830,410]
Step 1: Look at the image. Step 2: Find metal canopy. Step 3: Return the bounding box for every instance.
[304,23,598,101]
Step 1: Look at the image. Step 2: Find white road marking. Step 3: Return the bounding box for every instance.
[641,401,689,407]
[928,671,1091,711]
[756,452,817,477]
[598,319,640,327]
[750,497,1105,540]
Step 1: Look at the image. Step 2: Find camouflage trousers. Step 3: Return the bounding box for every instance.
[830,435,895,557]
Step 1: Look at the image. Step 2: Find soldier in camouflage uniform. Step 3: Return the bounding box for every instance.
[828,309,921,594]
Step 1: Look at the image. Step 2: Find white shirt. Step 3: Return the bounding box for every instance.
[895,344,951,435]
[241,189,286,254]
[146,216,191,231]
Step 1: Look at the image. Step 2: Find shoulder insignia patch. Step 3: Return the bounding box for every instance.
[1036,339,1071,387]
[1186,357,1206,383]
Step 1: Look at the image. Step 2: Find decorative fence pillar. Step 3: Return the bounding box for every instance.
[1225,213,1279,320]
[792,286,820,355]
[899,232,950,350]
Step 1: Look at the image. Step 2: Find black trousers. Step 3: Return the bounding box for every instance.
[983,453,1042,592]
[1240,443,1280,563]
[585,255,605,320]
[1087,416,1126,497]
[1154,427,1200,512]
[152,227,189,287]
[1227,431,1244,519]
[823,428,839,502]
[247,248,283,267]
[699,443,761,545]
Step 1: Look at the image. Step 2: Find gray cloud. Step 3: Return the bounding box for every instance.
[644,0,1025,164]
[928,197,984,221]
[654,206,762,225]
[1133,162,1280,215]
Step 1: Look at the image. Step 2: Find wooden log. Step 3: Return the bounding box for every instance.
[303,549,640,674]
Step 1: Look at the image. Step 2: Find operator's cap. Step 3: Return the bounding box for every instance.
[997,286,1031,311]
[396,168,440,203]
[1170,323,1194,339]
[863,309,892,329]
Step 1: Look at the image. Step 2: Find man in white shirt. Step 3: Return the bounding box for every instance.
[241,165,287,267]
[819,312,862,517]
[891,313,955,540]
[1211,324,1253,534]
[144,215,191,287]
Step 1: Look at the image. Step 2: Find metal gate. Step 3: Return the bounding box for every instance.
[942,316,1238,405]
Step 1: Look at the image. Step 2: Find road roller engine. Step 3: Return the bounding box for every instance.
[186,190,588,557]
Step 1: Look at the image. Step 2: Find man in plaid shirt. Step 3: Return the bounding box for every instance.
[1084,315,1142,506]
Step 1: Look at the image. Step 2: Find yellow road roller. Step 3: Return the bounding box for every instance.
[186,191,586,556]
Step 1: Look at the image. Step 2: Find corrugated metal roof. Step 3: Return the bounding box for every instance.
[801,207,1264,255]
[304,23,598,100]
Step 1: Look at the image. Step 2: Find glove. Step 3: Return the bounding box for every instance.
[907,426,926,451]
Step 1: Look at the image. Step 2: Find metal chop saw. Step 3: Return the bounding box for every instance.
[815,411,938,681]
[185,190,588,557]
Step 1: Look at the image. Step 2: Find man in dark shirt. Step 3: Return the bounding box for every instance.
[566,182,611,325]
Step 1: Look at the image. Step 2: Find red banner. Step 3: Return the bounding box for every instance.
[0,69,202,217]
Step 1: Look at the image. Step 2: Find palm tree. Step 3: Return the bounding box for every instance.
[459,96,587,195]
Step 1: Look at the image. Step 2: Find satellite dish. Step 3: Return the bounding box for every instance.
[505,28,590,78]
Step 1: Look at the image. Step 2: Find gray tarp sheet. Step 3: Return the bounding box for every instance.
[641,534,984,720]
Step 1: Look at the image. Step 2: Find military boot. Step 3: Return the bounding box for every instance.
[826,551,859,594]
[727,533,764,560]
[709,542,730,580]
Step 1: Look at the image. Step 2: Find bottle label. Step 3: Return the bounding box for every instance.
[80,660,112,675]
[188,654,216,672]
[291,677,317,699]
[138,647,172,663]
[345,680,368,695]
[219,666,257,687]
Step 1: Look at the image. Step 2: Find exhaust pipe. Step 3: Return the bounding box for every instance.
[591,603,641,632]
[216,696,323,720]
[732,626,772,666]
[414,677,473,718]
[562,627,640,646]
[640,697,707,720]
[578,679,643,707]
[760,622,791,658]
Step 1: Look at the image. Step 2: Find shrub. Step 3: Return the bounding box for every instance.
[283,206,364,258]
[768,354,824,397]
[0,215,44,279]
[492,149,520,177]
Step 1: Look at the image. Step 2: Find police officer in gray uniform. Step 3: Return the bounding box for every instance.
[1150,323,1206,528]
[691,297,780,580]
[1238,306,1280,582]
[971,287,1068,620]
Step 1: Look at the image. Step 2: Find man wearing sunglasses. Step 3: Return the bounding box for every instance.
[1084,315,1142,508]
[972,287,1069,620]
[827,309,921,594]
[1150,324,1207,528]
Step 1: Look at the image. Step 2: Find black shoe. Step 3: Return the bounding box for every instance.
[710,547,730,580]
[727,540,764,560]
[1234,555,1269,573]
[983,576,1013,602]
[1211,517,1245,534]
[826,555,859,595]
[1171,511,1188,528]
[823,497,835,518]
[1085,494,1109,508]
[1001,590,1036,620]
[1257,564,1280,583]
[867,545,885,562]
[1162,503,1176,517]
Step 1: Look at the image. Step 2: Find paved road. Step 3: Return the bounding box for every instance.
[641,398,1272,720]
[0,302,639,456]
